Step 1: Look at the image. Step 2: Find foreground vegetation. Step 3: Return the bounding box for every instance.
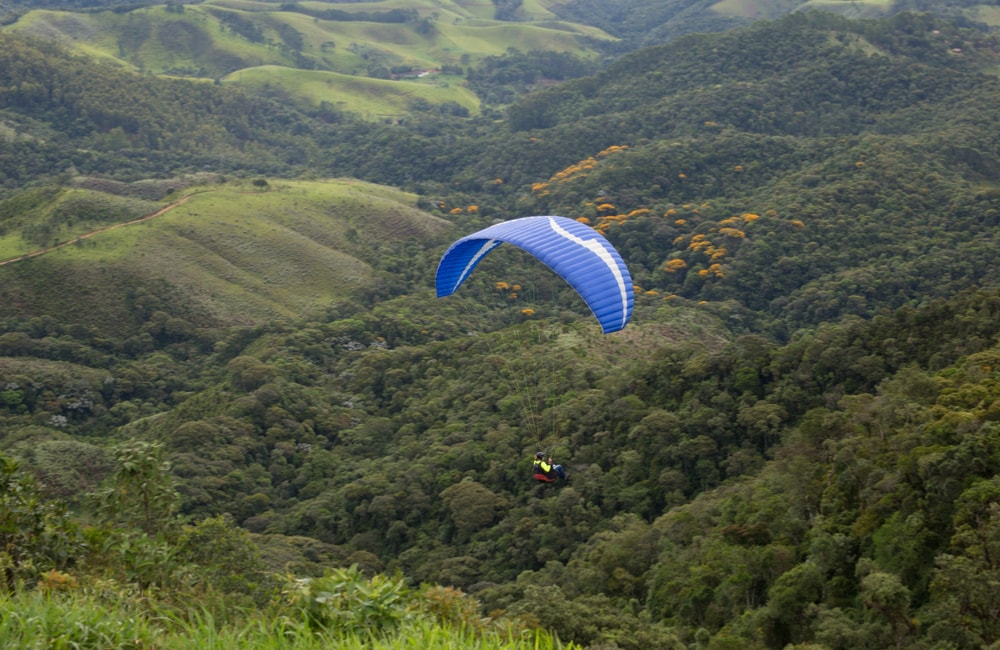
[5,275,1000,648]
[0,496,571,649]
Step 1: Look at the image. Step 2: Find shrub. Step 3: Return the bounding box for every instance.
[280,565,413,636]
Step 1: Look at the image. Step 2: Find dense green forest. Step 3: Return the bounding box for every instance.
[4,9,1000,649]
[553,0,1000,50]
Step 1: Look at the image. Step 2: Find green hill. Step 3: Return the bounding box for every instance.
[0,177,452,334]
[223,65,481,117]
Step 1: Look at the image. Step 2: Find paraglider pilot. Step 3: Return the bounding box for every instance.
[532,452,567,483]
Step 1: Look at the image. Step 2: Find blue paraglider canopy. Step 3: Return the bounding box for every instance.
[435,216,634,334]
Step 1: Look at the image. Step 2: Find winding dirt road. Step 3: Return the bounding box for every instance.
[0,194,194,267]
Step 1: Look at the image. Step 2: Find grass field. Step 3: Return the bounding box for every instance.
[968,5,1000,26]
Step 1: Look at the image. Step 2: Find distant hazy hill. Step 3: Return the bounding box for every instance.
[1,0,614,115]
[7,0,999,54]
[4,0,996,118]
[551,0,1000,49]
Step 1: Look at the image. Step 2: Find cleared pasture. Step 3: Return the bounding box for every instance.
[224,66,478,115]
[0,179,452,329]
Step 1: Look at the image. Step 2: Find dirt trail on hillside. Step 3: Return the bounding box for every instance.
[0,194,194,267]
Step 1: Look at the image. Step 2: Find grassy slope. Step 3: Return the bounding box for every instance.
[0,179,452,332]
[8,6,301,71]
[223,67,480,115]
[1,0,615,117]
[969,4,1000,27]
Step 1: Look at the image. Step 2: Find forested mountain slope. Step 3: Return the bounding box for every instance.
[550,0,1000,50]
[328,12,1000,337]
[5,264,1000,648]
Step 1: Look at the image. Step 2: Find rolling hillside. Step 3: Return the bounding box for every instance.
[0,177,453,334]
[223,66,481,118]
[2,0,615,115]
[2,0,997,118]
